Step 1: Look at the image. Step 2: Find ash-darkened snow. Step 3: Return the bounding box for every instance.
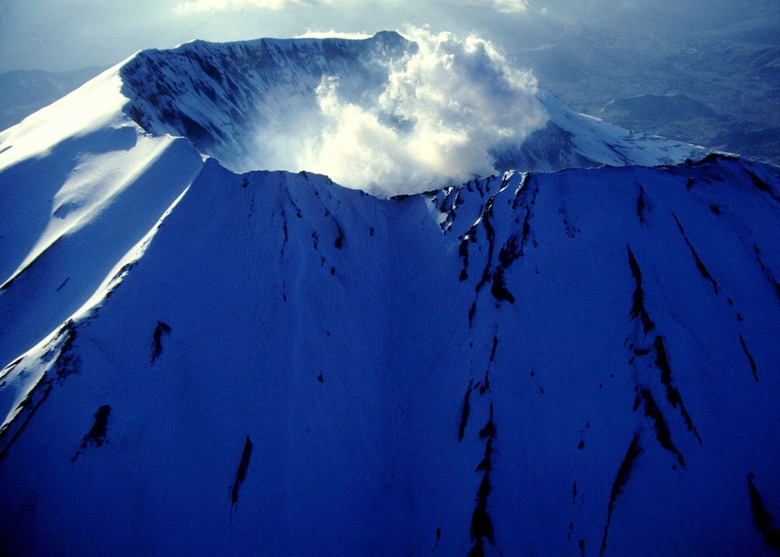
[0,31,779,557]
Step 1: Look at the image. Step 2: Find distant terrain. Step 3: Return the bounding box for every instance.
[511,8,780,165]
[0,66,107,131]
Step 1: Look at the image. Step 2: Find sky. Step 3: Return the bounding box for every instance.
[1,0,775,73]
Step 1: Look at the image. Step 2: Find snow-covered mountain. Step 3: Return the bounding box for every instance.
[1,31,779,556]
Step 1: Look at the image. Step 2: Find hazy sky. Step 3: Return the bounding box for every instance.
[0,0,776,72]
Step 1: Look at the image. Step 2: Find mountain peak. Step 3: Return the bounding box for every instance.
[118,29,704,195]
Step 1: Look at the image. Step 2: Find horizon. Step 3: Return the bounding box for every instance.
[1,1,777,73]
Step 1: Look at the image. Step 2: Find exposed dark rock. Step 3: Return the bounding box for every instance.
[150,321,172,364]
[71,405,111,463]
[230,435,253,517]
[627,245,656,334]
[468,300,477,328]
[469,404,497,556]
[739,334,759,383]
[458,381,473,442]
[497,233,522,268]
[600,433,642,556]
[635,387,686,466]
[653,336,701,444]
[637,185,650,223]
[490,267,515,304]
[459,234,471,281]
[747,473,780,553]
[475,197,497,295]
[489,336,499,363]
[673,213,719,294]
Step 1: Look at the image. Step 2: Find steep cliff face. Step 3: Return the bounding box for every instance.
[120,31,413,174]
[118,31,704,186]
[0,32,778,557]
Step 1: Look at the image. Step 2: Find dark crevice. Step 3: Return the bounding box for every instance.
[281,207,288,246]
[636,185,650,223]
[476,438,493,472]
[288,196,303,219]
[479,372,491,395]
[747,473,780,553]
[489,336,499,363]
[654,336,701,444]
[71,405,111,463]
[601,433,642,556]
[150,321,172,364]
[627,245,656,334]
[468,300,477,329]
[739,334,759,383]
[753,245,780,304]
[230,435,253,520]
[635,387,685,467]
[458,380,474,442]
[478,405,496,440]
[469,403,496,557]
[672,213,719,294]
[56,277,71,292]
[475,197,498,295]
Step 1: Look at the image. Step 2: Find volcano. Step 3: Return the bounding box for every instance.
[0,31,778,557]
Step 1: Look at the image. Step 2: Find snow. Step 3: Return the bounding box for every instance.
[0,31,779,557]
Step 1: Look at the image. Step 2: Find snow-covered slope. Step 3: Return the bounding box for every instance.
[0,65,203,372]
[1,31,779,557]
[1,155,779,556]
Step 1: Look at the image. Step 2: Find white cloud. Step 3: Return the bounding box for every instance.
[296,29,372,40]
[176,0,332,13]
[492,0,529,12]
[446,0,529,13]
[260,27,548,195]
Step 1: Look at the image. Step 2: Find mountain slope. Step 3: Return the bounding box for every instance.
[1,155,779,556]
[0,32,779,557]
[0,66,203,370]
